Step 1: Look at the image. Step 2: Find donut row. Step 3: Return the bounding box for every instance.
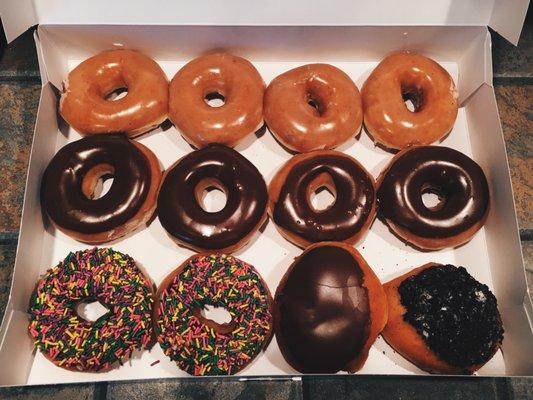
[28,246,503,376]
[41,138,489,252]
[60,50,458,152]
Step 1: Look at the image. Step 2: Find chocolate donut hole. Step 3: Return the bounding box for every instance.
[194,178,228,213]
[82,164,116,200]
[307,172,337,212]
[420,184,447,212]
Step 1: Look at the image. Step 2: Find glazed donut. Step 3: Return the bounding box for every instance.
[274,242,387,373]
[362,52,458,150]
[155,253,273,375]
[377,146,489,250]
[28,248,154,372]
[264,64,363,152]
[169,53,264,148]
[268,150,376,248]
[60,49,168,137]
[157,144,268,253]
[41,134,161,244]
[382,263,504,374]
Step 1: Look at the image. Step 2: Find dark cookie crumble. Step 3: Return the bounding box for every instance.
[398,264,504,370]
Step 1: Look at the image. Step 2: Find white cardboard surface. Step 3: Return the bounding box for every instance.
[0,24,531,386]
[0,0,530,44]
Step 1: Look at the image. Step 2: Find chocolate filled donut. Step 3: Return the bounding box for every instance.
[268,151,376,248]
[157,145,268,253]
[377,146,489,250]
[274,242,387,373]
[41,134,161,243]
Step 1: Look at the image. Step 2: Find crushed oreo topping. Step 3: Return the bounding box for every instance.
[399,264,504,369]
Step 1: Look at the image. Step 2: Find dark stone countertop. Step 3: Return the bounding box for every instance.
[0,15,531,400]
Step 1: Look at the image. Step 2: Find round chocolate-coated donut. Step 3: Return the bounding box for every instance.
[269,151,376,248]
[377,146,489,250]
[157,144,268,252]
[41,134,153,238]
[274,242,387,373]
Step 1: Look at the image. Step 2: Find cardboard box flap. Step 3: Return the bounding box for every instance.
[1,0,530,45]
[0,0,37,43]
[490,0,530,45]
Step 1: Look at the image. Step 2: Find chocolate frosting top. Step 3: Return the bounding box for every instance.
[41,134,151,234]
[273,155,375,243]
[157,144,267,250]
[399,264,503,369]
[377,146,489,239]
[275,246,370,373]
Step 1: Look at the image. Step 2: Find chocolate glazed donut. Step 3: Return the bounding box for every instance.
[274,242,387,373]
[377,146,489,250]
[157,145,268,253]
[268,151,376,248]
[41,134,161,243]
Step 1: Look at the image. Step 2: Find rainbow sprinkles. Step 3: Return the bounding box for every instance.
[155,254,273,376]
[28,248,154,372]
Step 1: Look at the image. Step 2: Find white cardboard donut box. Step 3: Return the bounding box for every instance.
[0,0,532,386]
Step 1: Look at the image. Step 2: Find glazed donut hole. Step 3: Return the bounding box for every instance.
[306,172,337,212]
[303,80,333,117]
[202,79,231,109]
[398,70,431,113]
[104,86,129,101]
[193,177,228,213]
[401,84,425,113]
[204,91,226,108]
[81,163,115,200]
[94,73,131,102]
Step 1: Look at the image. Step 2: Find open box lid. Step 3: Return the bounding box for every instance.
[0,0,530,45]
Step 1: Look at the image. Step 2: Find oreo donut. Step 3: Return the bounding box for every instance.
[157,145,268,253]
[377,146,489,250]
[28,248,154,371]
[383,263,504,374]
[269,150,376,248]
[155,254,273,375]
[274,242,387,373]
[41,134,161,244]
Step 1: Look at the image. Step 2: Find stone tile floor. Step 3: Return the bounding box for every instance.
[0,16,531,400]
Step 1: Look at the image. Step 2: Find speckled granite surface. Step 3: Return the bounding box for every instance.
[0,82,40,233]
[0,14,531,400]
[492,12,532,79]
[495,84,533,231]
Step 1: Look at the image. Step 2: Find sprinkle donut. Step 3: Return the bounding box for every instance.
[155,254,273,375]
[28,248,154,372]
